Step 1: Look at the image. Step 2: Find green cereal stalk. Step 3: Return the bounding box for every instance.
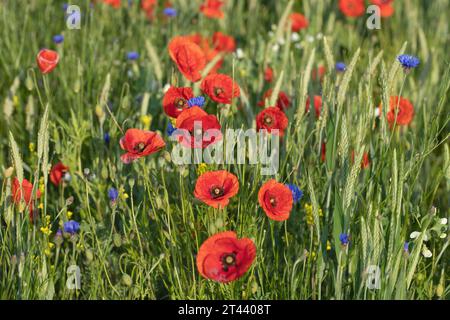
[295,48,315,125]
[337,116,349,166]
[337,48,360,110]
[323,36,335,73]
[145,39,163,83]
[269,70,284,107]
[9,131,23,184]
[364,50,383,81]
[387,42,407,95]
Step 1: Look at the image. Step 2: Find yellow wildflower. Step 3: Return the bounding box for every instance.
[40,226,51,236]
[67,211,73,219]
[13,95,19,107]
[29,143,35,153]
[197,163,209,176]
[304,203,323,226]
[140,114,152,129]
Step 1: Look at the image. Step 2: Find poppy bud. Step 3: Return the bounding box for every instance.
[36,49,59,74]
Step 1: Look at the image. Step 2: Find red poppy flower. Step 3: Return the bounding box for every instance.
[11,178,41,220]
[306,95,323,117]
[185,33,224,74]
[351,150,370,169]
[168,37,206,82]
[312,65,326,82]
[141,0,157,19]
[257,89,291,110]
[186,33,210,49]
[321,142,326,163]
[204,47,224,74]
[264,66,274,83]
[162,87,194,118]
[212,32,236,53]
[200,73,240,104]
[256,107,289,136]
[200,0,224,19]
[175,106,222,148]
[290,13,309,32]
[194,170,239,209]
[102,0,121,8]
[371,0,395,17]
[339,0,365,17]
[36,49,59,74]
[196,231,256,283]
[50,162,69,186]
[258,179,293,221]
[385,96,414,127]
[119,129,166,164]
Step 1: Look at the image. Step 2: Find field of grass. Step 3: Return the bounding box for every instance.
[0,0,448,300]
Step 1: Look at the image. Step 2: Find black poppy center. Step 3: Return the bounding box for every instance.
[264,115,273,125]
[175,98,187,110]
[134,142,146,153]
[269,196,277,207]
[210,186,224,198]
[214,87,224,96]
[221,253,236,272]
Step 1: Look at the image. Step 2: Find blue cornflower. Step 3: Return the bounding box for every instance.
[108,187,119,202]
[167,122,177,136]
[339,233,350,246]
[188,96,205,108]
[64,220,80,235]
[404,242,409,253]
[53,34,64,44]
[62,3,69,11]
[163,7,177,17]
[397,54,420,70]
[286,184,303,204]
[127,51,139,61]
[104,132,110,145]
[335,62,346,72]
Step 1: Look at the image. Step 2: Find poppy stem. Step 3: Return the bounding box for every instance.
[104,103,125,135]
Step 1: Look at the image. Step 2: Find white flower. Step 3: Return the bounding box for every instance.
[440,218,447,225]
[306,35,315,43]
[235,48,245,59]
[422,246,432,258]
[374,107,381,117]
[410,231,420,239]
[291,32,300,42]
[316,32,323,40]
[272,44,280,53]
[268,31,274,38]
[162,83,171,93]
[277,37,285,45]
[440,233,447,239]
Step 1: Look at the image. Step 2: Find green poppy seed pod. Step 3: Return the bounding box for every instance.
[113,233,122,247]
[436,284,444,297]
[85,249,94,263]
[25,74,34,91]
[122,274,132,287]
[121,95,129,109]
[162,151,171,162]
[128,178,135,188]
[101,166,109,180]
[73,78,80,93]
